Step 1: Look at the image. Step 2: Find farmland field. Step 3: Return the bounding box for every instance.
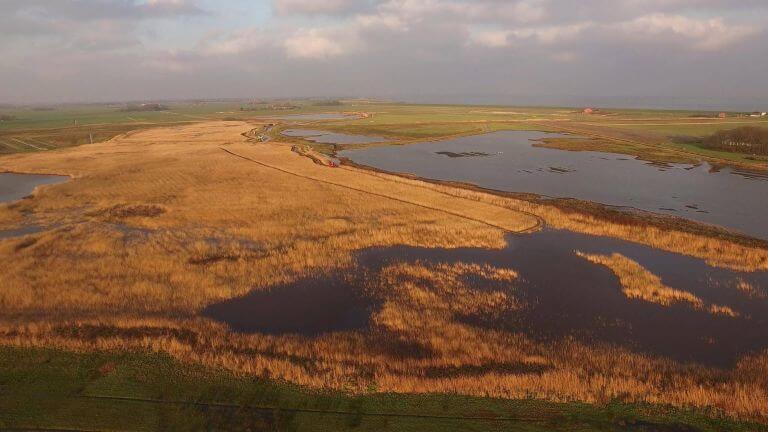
[1,102,768,431]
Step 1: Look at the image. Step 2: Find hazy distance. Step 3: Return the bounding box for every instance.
[2,0,767,110]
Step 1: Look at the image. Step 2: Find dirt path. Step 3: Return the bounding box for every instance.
[221,146,542,234]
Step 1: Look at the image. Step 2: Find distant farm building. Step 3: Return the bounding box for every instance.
[718,112,727,119]
[582,108,597,114]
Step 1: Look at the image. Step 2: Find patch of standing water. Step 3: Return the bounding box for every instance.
[360,229,768,367]
[340,131,768,240]
[0,173,67,239]
[202,275,374,336]
[0,173,67,203]
[282,129,389,144]
[0,225,44,240]
[203,228,767,368]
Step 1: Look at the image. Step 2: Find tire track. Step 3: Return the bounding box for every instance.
[337,164,544,233]
[0,393,544,426]
[220,147,542,234]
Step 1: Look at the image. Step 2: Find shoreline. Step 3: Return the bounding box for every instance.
[337,156,768,250]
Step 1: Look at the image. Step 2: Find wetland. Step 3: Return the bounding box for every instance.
[341,131,768,240]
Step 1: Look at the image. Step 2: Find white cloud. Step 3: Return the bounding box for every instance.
[616,13,758,50]
[284,29,349,59]
[2,1,768,104]
[471,30,512,48]
[199,28,270,55]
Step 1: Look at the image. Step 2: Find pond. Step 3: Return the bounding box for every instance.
[0,172,67,204]
[0,172,67,239]
[204,228,768,368]
[360,229,768,368]
[202,274,373,336]
[282,129,388,145]
[340,131,768,240]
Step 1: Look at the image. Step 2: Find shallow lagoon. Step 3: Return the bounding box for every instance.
[0,173,66,239]
[282,129,388,145]
[340,131,768,239]
[205,228,768,367]
[0,173,67,204]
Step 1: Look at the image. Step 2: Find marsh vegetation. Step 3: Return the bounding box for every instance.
[341,130,768,239]
[1,105,768,428]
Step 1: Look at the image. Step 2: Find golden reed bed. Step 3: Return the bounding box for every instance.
[1,121,767,420]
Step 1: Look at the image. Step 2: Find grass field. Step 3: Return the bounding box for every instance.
[3,101,767,170]
[3,346,765,432]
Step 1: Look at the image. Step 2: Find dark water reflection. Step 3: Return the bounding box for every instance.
[361,229,768,367]
[205,229,768,368]
[203,275,373,336]
[282,129,388,144]
[340,131,768,239]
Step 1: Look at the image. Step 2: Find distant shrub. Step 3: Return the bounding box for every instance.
[118,103,169,112]
[312,100,343,106]
[669,135,702,145]
[240,103,299,111]
[702,126,768,155]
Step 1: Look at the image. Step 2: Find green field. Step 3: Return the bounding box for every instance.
[1,346,763,432]
[2,101,767,170]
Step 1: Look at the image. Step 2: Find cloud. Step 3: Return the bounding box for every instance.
[284,29,349,59]
[471,30,512,48]
[615,13,758,50]
[1,0,767,106]
[376,0,547,25]
[273,0,372,16]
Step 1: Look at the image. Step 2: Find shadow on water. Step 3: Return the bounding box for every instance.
[205,229,768,368]
[202,275,374,336]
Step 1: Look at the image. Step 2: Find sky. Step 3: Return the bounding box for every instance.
[1,0,767,109]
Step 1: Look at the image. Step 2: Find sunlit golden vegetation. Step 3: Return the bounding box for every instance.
[339,164,768,271]
[1,121,767,422]
[576,252,738,317]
